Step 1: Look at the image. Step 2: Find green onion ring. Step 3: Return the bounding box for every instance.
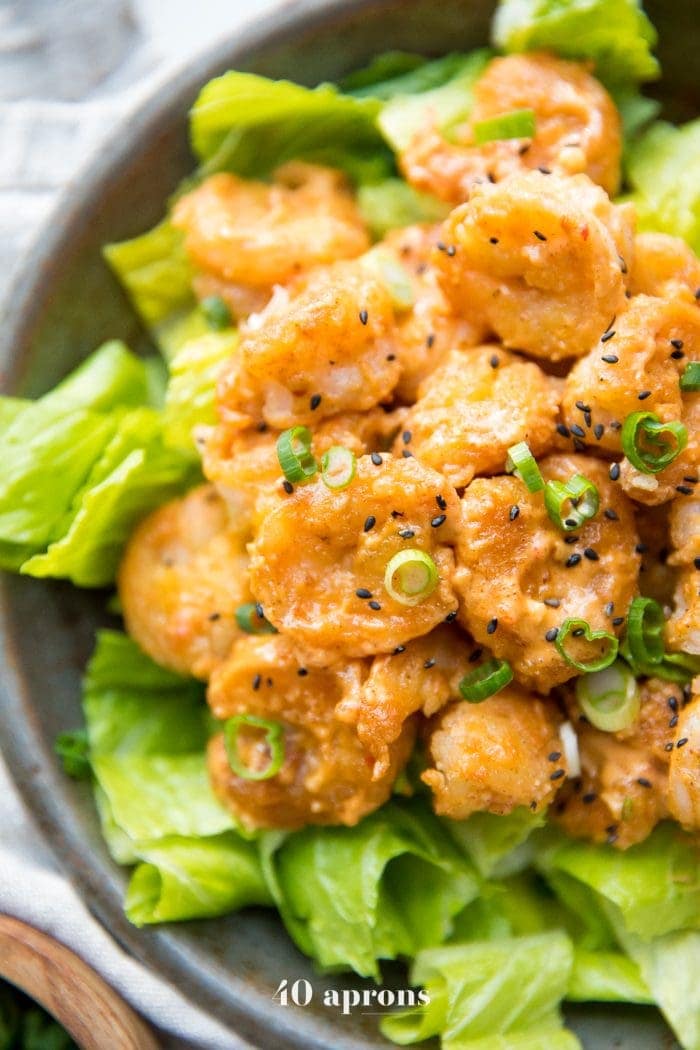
[459,658,514,702]
[626,596,665,666]
[473,108,536,144]
[679,362,700,392]
[321,445,357,490]
[277,426,318,484]
[224,715,285,781]
[621,411,687,474]
[384,549,439,606]
[235,603,277,635]
[555,618,619,673]
[544,473,599,531]
[506,441,545,492]
[575,660,640,732]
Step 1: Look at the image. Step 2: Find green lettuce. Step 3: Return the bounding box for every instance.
[262,799,479,978]
[163,329,238,450]
[82,631,271,925]
[344,52,482,101]
[358,179,450,239]
[626,119,700,253]
[190,71,392,184]
[446,807,548,878]
[492,0,659,89]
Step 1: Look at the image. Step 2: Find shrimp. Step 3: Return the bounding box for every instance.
[206,635,413,830]
[422,686,567,819]
[400,53,622,203]
[453,454,640,693]
[634,504,678,608]
[667,692,700,831]
[172,163,370,317]
[435,172,635,362]
[249,454,460,663]
[202,407,405,532]
[118,485,251,679]
[619,394,700,507]
[336,624,479,778]
[666,492,700,655]
[554,679,677,848]
[375,224,483,401]
[630,232,700,302]
[216,262,400,429]
[397,345,561,487]
[561,293,699,460]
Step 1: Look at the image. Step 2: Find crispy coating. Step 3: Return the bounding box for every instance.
[435,172,634,362]
[378,224,483,401]
[453,455,640,693]
[422,686,566,818]
[249,454,459,663]
[397,345,561,487]
[620,394,700,507]
[554,679,676,848]
[336,625,479,778]
[207,635,413,830]
[172,163,369,317]
[118,485,250,679]
[634,504,678,608]
[216,262,400,429]
[630,233,700,302]
[667,693,700,831]
[666,493,700,655]
[400,53,621,203]
[562,293,699,458]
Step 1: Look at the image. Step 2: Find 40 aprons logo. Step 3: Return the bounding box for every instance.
[273,978,430,1016]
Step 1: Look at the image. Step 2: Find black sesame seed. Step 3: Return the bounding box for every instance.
[670,348,685,360]
[426,333,436,349]
[371,452,383,466]
[544,598,561,608]
[676,485,693,495]
[445,610,458,623]
[635,543,648,554]
[604,508,619,521]
[600,330,616,343]
[436,494,447,510]
[570,423,585,438]
[486,617,498,635]
[609,463,620,481]
[573,438,587,452]
[584,411,593,428]
[545,627,559,642]
[556,424,571,438]
[601,353,619,363]
[566,553,582,567]
[402,449,414,458]
[283,480,294,494]
[208,612,221,622]
[436,241,446,252]
[637,390,652,401]
[538,166,552,174]
[509,504,520,521]
[606,827,618,844]
[489,237,499,244]
[431,514,447,527]
[565,518,578,528]
[594,423,604,440]
[564,535,579,544]
[669,714,679,728]
[364,515,376,532]
[393,645,406,654]
[694,557,700,570]
[637,777,652,788]
[548,751,562,762]
[252,674,261,691]
[469,648,483,663]
[550,769,566,781]
[604,602,614,617]
[575,400,589,412]
[572,627,585,637]
[399,528,416,539]
[447,245,456,257]
[670,338,684,350]
[391,510,404,518]
[402,430,412,445]
[424,658,436,669]
[618,255,628,275]
[368,600,382,611]
[490,353,500,368]
[668,696,679,711]
[677,737,689,748]
[257,421,269,432]
[297,667,308,677]
[255,602,264,619]
[356,588,372,599]
[612,616,625,627]
[582,792,597,804]
[684,476,698,485]
[310,393,322,411]
[583,548,599,561]
[664,742,674,752]
[359,309,369,325]
[386,353,396,361]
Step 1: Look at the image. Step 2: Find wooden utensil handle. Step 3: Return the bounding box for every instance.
[0,914,159,1049]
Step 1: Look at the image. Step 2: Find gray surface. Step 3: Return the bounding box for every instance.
[0,0,696,1047]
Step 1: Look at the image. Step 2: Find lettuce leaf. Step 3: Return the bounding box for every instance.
[626,119,700,253]
[567,948,652,1004]
[378,50,492,152]
[358,179,450,239]
[446,807,548,878]
[262,799,479,978]
[82,631,271,925]
[163,329,238,450]
[380,933,578,1049]
[190,71,393,184]
[344,52,481,101]
[492,0,659,89]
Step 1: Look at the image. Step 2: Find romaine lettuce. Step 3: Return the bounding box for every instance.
[358,179,450,239]
[626,119,700,253]
[163,329,238,450]
[447,807,548,878]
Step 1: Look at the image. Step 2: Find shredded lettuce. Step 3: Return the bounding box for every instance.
[492,0,659,89]
[163,329,238,450]
[626,119,700,253]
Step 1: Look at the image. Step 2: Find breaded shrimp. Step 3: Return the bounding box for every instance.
[377,224,483,401]
[453,455,640,693]
[249,454,459,663]
[202,407,405,531]
[172,163,370,317]
[207,635,413,829]
[400,53,622,203]
[667,692,700,831]
[561,294,699,458]
[216,262,400,429]
[422,686,567,818]
[118,485,251,679]
[630,232,700,302]
[620,394,699,507]
[336,625,479,778]
[435,172,634,361]
[554,679,677,848]
[634,504,678,608]
[666,492,700,655]
[397,345,561,487]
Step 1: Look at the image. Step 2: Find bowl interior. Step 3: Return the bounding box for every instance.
[0,0,694,1047]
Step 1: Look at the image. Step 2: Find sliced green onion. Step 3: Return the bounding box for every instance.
[54,729,91,780]
[200,295,232,330]
[555,618,618,673]
[544,473,599,531]
[506,441,544,492]
[277,426,318,484]
[384,548,438,606]
[626,596,665,665]
[575,660,639,732]
[224,715,285,781]
[680,362,700,392]
[621,411,687,474]
[321,445,357,490]
[459,658,513,702]
[473,108,536,144]
[235,602,277,635]
[363,249,414,310]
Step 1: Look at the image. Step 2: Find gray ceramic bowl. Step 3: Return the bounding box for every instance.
[1,1,696,1047]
